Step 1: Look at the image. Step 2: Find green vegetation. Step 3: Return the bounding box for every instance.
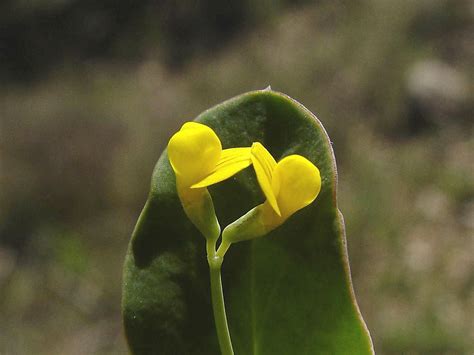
[123,91,373,354]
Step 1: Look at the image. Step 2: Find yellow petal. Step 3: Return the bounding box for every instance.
[168,122,222,187]
[192,147,252,188]
[250,142,280,216]
[272,155,321,219]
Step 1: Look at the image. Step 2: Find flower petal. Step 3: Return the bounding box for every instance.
[168,122,222,187]
[272,155,321,219]
[251,142,281,216]
[192,147,252,188]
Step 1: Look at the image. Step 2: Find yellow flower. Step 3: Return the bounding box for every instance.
[168,122,251,241]
[220,142,321,247]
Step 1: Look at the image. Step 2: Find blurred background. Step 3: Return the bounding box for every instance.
[0,0,472,354]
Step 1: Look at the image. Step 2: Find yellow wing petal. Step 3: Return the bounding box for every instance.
[168,122,222,187]
[272,155,321,219]
[250,142,281,216]
[192,147,252,188]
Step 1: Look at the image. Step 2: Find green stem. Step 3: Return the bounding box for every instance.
[216,239,231,258]
[208,255,234,355]
[206,237,217,258]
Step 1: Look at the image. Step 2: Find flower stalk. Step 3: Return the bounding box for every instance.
[207,249,234,355]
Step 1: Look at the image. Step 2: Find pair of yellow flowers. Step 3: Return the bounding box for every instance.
[168,122,321,253]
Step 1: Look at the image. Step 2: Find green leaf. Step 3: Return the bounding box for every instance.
[122,90,374,354]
